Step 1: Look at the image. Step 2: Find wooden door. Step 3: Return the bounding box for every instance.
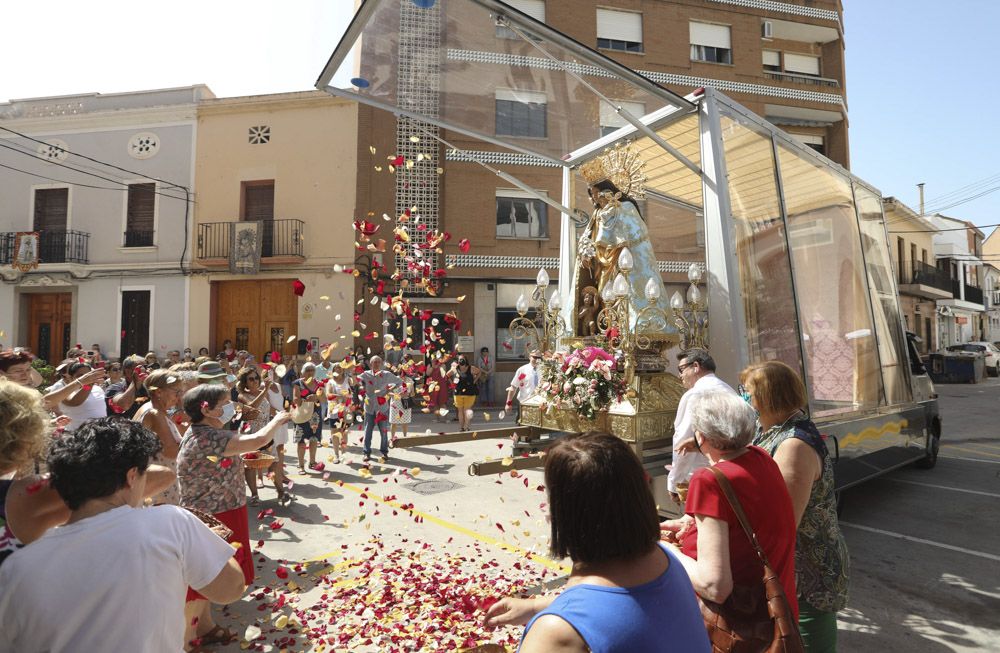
[28,293,72,364]
[120,290,151,358]
[242,181,275,258]
[215,279,297,359]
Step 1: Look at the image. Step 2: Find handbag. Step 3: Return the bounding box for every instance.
[698,465,805,653]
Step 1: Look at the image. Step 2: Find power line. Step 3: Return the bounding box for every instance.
[0,124,187,192]
[0,140,189,203]
[0,161,128,191]
[888,222,1000,234]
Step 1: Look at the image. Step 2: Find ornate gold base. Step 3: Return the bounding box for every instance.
[518,372,685,443]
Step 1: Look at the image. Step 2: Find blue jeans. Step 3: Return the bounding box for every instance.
[363,412,389,457]
[478,375,494,404]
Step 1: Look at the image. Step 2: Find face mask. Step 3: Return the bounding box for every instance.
[218,403,236,423]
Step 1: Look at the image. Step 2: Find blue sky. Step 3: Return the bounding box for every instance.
[1,1,995,232]
[845,1,1000,230]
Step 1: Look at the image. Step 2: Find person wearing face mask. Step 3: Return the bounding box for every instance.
[175,384,289,649]
[666,349,736,505]
[290,362,325,473]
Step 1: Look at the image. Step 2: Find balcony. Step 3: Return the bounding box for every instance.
[0,229,90,265]
[898,260,952,300]
[196,219,305,266]
[123,230,155,248]
[763,71,840,88]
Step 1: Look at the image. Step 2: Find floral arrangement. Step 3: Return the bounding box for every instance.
[537,346,627,420]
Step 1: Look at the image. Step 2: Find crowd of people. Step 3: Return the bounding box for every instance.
[0,338,848,652]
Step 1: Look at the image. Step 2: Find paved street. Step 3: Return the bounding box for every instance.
[838,379,1000,652]
[206,384,1000,652]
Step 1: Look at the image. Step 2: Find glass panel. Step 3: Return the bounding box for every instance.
[778,145,882,417]
[854,183,912,405]
[324,0,686,161]
[719,113,803,374]
[269,328,285,356]
[235,328,250,352]
[631,112,703,209]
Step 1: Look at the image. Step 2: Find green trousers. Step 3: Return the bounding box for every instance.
[798,603,838,653]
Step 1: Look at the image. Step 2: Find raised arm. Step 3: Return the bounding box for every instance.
[222,412,291,456]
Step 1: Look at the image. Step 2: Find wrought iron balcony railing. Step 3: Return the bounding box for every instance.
[196,219,305,261]
[0,229,90,265]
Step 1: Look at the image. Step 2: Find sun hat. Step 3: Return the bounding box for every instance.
[196,360,229,381]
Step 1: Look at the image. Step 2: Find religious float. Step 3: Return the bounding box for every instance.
[317,0,942,502]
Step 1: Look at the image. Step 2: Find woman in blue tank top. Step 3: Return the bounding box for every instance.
[485,431,710,653]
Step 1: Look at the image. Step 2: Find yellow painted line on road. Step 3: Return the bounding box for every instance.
[299,480,570,576]
[942,443,1000,459]
[951,440,1000,452]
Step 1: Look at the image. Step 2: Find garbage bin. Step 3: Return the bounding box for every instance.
[929,352,985,383]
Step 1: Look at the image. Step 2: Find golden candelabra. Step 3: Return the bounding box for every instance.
[670,263,709,351]
[508,268,567,354]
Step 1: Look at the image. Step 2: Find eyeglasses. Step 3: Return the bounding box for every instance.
[677,362,696,373]
[247,376,260,381]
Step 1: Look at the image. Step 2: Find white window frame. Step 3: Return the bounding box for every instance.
[115,285,156,359]
[496,188,550,240]
[783,52,821,76]
[600,100,646,136]
[690,21,732,64]
[496,0,546,38]
[596,7,643,52]
[29,183,73,232]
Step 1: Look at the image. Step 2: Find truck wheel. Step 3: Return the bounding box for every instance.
[915,419,941,469]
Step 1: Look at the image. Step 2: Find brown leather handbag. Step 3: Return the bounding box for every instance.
[697,465,805,653]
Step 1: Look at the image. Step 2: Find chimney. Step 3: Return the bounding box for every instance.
[917,182,925,215]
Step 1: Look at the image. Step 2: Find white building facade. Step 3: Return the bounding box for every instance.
[929,213,986,346]
[0,86,211,361]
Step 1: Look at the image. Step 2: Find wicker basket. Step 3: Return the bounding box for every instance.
[241,452,276,470]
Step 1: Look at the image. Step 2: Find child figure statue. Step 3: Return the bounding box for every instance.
[578,286,600,337]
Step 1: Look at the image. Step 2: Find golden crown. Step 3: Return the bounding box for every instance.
[578,142,647,199]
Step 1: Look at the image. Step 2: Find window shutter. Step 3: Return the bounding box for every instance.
[244,183,275,221]
[33,188,69,231]
[126,183,156,231]
[600,100,646,130]
[495,88,547,104]
[762,50,780,67]
[689,22,731,48]
[784,53,820,75]
[504,0,545,22]
[791,133,824,146]
[597,9,642,43]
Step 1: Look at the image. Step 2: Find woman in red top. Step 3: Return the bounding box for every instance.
[661,391,798,619]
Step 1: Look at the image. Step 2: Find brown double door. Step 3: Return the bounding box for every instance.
[214,279,297,359]
[28,293,72,364]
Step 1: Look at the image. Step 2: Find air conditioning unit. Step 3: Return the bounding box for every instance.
[762,20,773,39]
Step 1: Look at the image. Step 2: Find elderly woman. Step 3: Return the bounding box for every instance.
[660,392,799,624]
[56,362,109,431]
[485,432,710,652]
[0,348,43,388]
[741,361,850,652]
[133,369,185,505]
[176,384,289,648]
[325,365,353,463]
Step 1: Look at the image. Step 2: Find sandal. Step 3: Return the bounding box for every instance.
[198,625,237,645]
[249,496,260,506]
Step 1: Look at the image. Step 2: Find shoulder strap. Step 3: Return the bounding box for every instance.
[707,465,773,570]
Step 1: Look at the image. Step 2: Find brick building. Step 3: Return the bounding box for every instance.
[346,0,848,399]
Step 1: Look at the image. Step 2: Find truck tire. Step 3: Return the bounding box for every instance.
[915,418,941,469]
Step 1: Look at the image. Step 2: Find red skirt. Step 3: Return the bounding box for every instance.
[185,504,254,602]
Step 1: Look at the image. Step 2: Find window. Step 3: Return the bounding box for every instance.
[125,183,155,247]
[763,50,781,72]
[690,22,732,64]
[597,8,642,53]
[33,188,68,232]
[599,100,645,138]
[242,180,275,256]
[791,133,825,155]
[783,53,821,77]
[120,290,151,358]
[495,89,547,138]
[496,190,548,239]
[496,0,544,38]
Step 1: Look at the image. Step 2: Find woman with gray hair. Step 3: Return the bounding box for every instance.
[660,391,800,623]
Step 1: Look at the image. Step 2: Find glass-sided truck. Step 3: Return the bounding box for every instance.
[317,0,941,497]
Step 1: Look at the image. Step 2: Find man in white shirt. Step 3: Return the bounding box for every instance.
[505,350,542,412]
[667,349,737,502]
[0,418,245,653]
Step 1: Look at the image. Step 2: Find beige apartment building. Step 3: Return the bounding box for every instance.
[188,92,358,358]
[350,0,849,398]
[883,197,944,352]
